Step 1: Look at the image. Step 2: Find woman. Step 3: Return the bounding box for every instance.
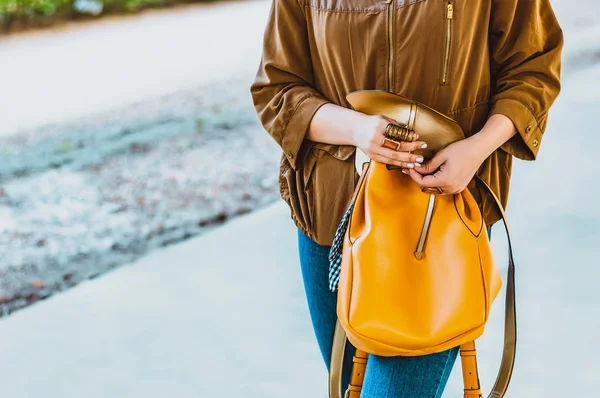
[250,1,563,396]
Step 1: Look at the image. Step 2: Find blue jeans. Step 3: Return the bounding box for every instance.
[297,229,459,398]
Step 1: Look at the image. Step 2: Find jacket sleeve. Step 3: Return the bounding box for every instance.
[488,0,564,161]
[250,0,331,170]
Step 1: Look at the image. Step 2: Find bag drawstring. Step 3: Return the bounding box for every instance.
[415,194,436,260]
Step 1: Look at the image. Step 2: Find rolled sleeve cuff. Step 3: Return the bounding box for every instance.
[489,98,543,161]
[281,95,331,170]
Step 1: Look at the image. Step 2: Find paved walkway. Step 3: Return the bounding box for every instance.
[0,203,324,398]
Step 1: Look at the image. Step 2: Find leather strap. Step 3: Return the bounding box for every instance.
[473,175,517,398]
[460,341,483,398]
[329,319,348,398]
[329,171,517,398]
[346,350,368,398]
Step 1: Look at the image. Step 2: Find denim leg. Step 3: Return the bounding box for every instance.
[297,229,355,390]
[360,347,459,398]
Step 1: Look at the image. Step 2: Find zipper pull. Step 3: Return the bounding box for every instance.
[447,2,454,19]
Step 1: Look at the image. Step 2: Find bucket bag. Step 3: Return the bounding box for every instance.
[328,91,517,398]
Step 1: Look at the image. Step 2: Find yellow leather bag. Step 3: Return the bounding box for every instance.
[328,91,517,398]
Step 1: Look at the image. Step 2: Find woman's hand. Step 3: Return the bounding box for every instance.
[352,114,428,169]
[405,114,517,194]
[404,137,486,194]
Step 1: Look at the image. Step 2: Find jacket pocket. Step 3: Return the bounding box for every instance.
[279,154,312,233]
[304,143,357,245]
[440,0,454,86]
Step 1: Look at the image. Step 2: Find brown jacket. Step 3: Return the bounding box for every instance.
[250,0,563,246]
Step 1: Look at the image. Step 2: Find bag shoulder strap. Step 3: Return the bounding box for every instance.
[473,175,517,398]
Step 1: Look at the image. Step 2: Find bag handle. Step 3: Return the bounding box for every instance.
[329,172,517,398]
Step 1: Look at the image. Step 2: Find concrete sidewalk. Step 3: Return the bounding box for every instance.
[0,203,325,397]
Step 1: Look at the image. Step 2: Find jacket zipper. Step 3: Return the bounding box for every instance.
[442,0,454,85]
[386,0,395,91]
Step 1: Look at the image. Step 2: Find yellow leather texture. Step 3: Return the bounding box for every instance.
[336,91,503,357]
[336,160,503,356]
[346,350,368,398]
[460,341,484,398]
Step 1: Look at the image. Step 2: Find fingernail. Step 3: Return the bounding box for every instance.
[401,169,408,175]
[421,144,428,149]
[416,157,424,163]
[414,163,422,168]
[406,163,414,168]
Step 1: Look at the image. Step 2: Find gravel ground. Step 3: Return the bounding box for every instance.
[0,78,281,315]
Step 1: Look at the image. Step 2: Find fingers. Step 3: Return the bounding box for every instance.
[414,151,446,175]
[381,138,427,152]
[413,152,449,189]
[404,151,450,193]
[362,115,433,169]
[390,140,428,153]
[405,167,429,185]
[375,115,422,145]
[371,154,419,169]
[405,166,464,195]
[419,172,445,187]
[404,168,450,195]
[373,146,426,168]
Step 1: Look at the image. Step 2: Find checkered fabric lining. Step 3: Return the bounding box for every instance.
[328,201,355,292]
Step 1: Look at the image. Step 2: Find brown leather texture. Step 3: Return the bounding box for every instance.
[250,0,563,246]
[347,90,465,160]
